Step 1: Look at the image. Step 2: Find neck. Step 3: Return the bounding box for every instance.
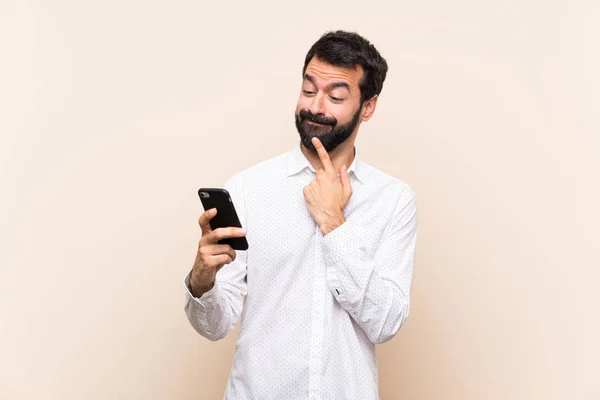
[301,137,356,174]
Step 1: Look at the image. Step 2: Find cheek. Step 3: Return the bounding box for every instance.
[296,97,310,112]
[332,105,356,123]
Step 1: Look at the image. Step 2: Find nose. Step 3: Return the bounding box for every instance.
[308,93,326,116]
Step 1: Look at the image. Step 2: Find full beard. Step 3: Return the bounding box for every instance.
[295,107,362,153]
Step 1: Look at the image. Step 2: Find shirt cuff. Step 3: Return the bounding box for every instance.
[184,271,220,308]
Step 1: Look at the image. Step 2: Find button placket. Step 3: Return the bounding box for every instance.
[307,224,325,400]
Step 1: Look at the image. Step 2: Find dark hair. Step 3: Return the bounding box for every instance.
[302,30,388,104]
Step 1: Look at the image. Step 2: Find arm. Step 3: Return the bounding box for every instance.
[183,176,248,341]
[322,185,418,344]
[183,254,247,341]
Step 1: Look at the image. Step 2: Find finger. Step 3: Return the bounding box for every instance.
[209,226,247,243]
[206,245,236,264]
[311,137,335,175]
[216,244,237,262]
[340,164,352,197]
[199,208,217,235]
[302,184,311,200]
[213,254,234,266]
[203,243,236,259]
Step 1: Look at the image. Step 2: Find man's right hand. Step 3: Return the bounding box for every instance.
[189,208,247,298]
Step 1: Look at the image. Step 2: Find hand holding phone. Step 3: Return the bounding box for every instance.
[189,188,248,297]
[197,188,248,251]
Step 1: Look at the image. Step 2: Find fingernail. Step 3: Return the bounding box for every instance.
[239,228,246,234]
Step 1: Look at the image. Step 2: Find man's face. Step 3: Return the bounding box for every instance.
[295,57,364,153]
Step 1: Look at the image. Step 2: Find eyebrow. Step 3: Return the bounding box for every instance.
[304,74,351,92]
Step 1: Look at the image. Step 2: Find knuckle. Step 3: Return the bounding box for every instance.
[198,254,209,266]
[219,255,231,265]
[198,253,210,264]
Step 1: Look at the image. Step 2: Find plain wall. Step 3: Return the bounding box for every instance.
[1,1,599,399]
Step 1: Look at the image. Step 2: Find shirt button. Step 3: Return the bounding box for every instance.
[206,297,213,303]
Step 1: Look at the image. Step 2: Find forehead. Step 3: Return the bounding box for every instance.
[304,57,363,89]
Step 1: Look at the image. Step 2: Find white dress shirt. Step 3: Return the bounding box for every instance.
[184,140,418,400]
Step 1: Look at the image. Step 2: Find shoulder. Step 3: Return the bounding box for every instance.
[362,162,417,205]
[224,149,290,192]
[362,164,418,231]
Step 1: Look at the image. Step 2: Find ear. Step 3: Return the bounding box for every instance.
[360,95,378,122]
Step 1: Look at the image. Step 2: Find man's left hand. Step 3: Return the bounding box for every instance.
[303,137,353,235]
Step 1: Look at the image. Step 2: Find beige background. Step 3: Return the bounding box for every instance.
[1,1,599,399]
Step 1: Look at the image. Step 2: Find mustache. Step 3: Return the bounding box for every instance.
[298,110,337,126]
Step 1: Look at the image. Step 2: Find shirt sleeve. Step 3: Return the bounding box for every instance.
[183,175,248,341]
[321,185,418,344]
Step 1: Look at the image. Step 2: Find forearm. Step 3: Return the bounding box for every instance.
[325,257,411,344]
[184,272,242,341]
[322,188,418,344]
[189,271,215,298]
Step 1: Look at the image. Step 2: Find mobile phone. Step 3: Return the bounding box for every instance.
[198,188,248,251]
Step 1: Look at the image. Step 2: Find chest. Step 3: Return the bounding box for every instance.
[243,173,393,269]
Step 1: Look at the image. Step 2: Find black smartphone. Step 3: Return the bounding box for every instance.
[198,188,249,251]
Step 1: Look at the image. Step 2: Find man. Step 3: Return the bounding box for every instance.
[184,30,418,400]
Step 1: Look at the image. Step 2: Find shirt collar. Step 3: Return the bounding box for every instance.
[286,140,367,184]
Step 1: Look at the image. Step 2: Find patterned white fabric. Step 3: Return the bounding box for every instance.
[184,140,418,400]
